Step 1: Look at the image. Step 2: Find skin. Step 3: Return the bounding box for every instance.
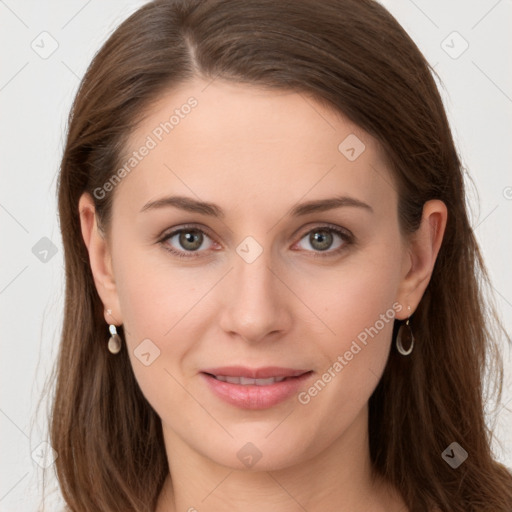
[79,77,447,512]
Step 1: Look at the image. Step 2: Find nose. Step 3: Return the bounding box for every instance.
[218,245,293,344]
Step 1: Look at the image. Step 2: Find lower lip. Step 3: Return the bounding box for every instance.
[201,372,314,410]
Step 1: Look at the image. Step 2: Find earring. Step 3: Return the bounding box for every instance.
[107,324,122,354]
[396,310,414,356]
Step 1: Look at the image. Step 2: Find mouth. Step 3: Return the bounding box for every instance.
[200,367,314,409]
[207,375,291,385]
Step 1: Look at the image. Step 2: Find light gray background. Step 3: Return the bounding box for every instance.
[1,0,511,510]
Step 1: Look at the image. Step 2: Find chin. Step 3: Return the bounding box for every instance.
[199,429,317,472]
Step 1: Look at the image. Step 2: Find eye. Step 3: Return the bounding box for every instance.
[294,225,353,257]
[159,225,216,259]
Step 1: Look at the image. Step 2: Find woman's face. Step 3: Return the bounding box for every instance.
[83,78,429,471]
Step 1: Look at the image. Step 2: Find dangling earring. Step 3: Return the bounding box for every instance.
[396,309,414,356]
[108,324,122,354]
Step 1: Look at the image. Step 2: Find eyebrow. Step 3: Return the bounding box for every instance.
[140,194,374,217]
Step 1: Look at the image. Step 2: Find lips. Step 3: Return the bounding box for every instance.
[200,366,314,409]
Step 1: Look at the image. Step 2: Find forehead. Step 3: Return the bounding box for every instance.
[115,78,396,218]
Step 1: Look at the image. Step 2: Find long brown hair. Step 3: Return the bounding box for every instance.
[49,0,512,510]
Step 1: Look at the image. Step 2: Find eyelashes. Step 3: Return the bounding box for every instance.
[158,223,355,260]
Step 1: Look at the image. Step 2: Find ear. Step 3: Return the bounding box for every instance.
[78,192,123,326]
[395,199,447,320]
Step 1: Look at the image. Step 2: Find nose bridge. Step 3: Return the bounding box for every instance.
[218,235,289,342]
[235,239,274,298]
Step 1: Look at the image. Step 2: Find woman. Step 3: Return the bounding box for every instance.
[49,0,512,510]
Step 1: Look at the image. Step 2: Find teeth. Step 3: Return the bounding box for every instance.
[214,375,287,385]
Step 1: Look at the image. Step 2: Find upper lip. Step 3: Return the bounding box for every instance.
[201,366,312,379]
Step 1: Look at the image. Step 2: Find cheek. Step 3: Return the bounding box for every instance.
[111,245,202,400]
[112,236,203,339]
[292,244,402,411]
[299,244,402,349]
